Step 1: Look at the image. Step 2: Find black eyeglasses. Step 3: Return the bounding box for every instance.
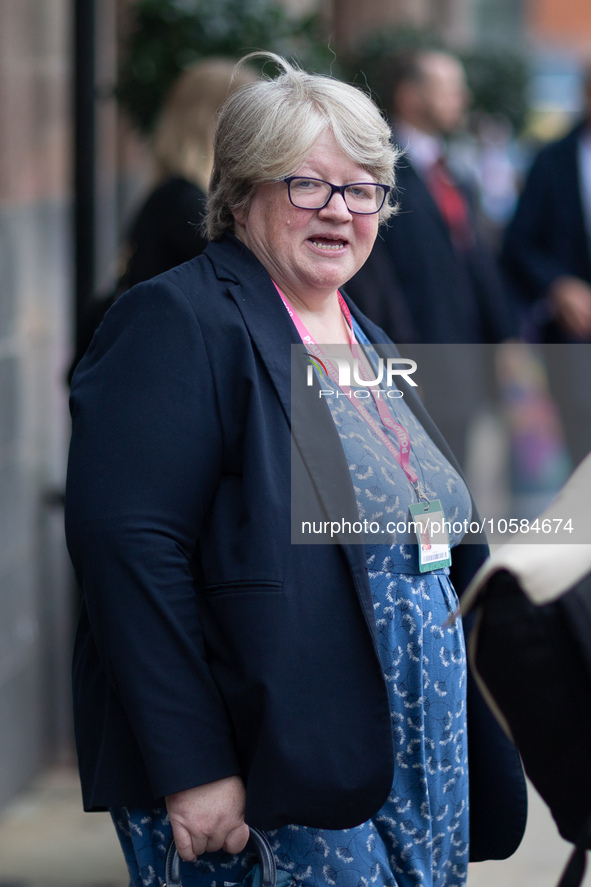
[283,176,391,215]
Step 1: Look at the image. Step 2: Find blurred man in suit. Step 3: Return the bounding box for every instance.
[503,67,591,345]
[348,49,514,344]
[502,64,591,467]
[347,49,516,464]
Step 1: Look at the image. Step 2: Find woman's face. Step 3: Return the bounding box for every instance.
[233,129,380,303]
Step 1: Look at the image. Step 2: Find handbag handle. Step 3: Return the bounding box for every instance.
[165,825,277,887]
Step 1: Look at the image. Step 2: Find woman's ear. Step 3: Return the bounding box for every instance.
[231,204,248,228]
[231,202,251,244]
[231,210,248,245]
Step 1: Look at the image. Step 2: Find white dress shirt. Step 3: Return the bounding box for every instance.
[391,120,444,177]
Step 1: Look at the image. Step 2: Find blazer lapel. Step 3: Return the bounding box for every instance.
[207,236,295,414]
[205,236,378,641]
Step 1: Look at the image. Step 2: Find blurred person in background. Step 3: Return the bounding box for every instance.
[69,58,256,379]
[502,62,591,467]
[347,49,517,466]
[347,48,516,345]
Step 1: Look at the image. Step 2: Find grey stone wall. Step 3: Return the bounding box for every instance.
[0,198,73,808]
[0,0,74,808]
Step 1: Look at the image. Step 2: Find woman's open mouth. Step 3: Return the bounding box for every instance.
[308,237,348,252]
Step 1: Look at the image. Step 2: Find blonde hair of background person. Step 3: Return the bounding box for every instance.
[152,57,258,193]
[120,59,257,285]
[205,52,398,240]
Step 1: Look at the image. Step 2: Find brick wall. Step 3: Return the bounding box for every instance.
[328,0,476,54]
[529,0,591,51]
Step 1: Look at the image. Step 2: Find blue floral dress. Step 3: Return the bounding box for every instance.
[111,325,472,887]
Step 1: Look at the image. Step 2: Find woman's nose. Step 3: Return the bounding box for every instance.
[318,191,353,220]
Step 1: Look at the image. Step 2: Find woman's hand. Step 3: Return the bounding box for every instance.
[166,775,250,860]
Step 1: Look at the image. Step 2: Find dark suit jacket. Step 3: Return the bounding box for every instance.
[121,176,208,292]
[69,177,208,384]
[347,159,516,343]
[65,233,525,858]
[502,122,591,342]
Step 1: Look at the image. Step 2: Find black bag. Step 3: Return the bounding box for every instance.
[472,568,591,887]
[165,826,278,887]
[461,452,591,887]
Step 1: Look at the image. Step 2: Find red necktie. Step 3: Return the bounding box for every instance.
[427,157,472,248]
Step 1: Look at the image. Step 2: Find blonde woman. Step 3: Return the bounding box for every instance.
[69,59,256,380]
[120,57,257,289]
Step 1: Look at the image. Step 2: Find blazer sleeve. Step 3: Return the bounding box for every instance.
[65,276,241,799]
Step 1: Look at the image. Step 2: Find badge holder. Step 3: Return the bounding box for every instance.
[409,499,452,573]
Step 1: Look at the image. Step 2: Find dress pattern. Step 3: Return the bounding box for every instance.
[111,325,472,887]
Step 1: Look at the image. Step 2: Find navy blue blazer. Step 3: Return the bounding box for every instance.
[502,122,591,341]
[347,159,517,343]
[65,234,525,858]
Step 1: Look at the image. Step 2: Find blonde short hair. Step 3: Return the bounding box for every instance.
[205,53,400,240]
[152,58,257,189]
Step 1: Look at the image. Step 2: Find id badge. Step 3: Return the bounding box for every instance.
[408,499,452,573]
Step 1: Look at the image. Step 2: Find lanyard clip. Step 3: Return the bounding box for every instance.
[414,486,430,510]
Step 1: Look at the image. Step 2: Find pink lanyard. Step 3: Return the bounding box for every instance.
[275,282,418,485]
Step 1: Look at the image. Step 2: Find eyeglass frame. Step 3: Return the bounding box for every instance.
[283,176,391,215]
